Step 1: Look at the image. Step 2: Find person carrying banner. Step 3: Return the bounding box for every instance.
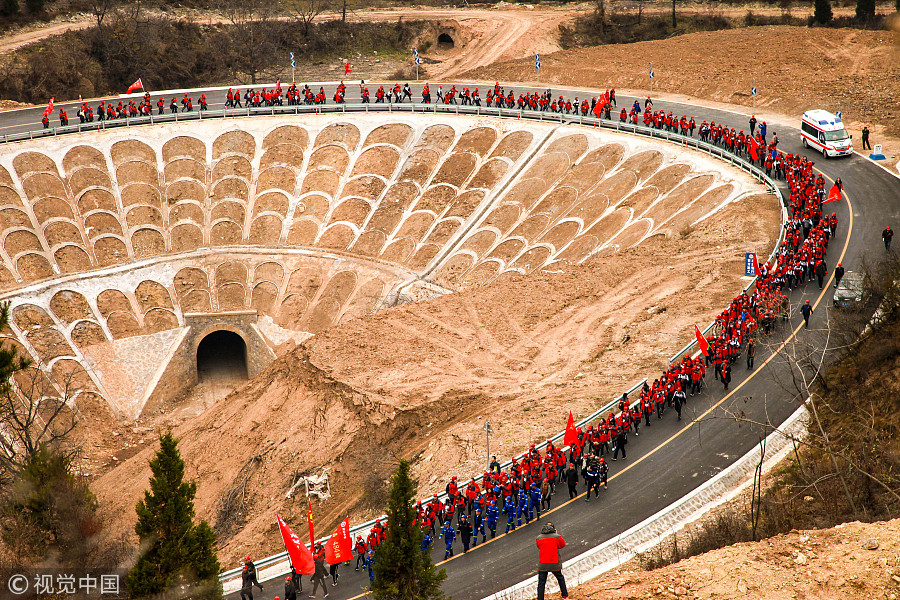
[309,542,329,598]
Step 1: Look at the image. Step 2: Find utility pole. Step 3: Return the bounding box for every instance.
[484,421,492,470]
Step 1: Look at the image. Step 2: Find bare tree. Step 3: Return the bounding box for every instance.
[221,0,284,85]
[0,365,79,483]
[287,0,330,36]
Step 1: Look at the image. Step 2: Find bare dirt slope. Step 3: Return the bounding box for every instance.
[464,25,900,160]
[91,192,780,565]
[564,518,900,600]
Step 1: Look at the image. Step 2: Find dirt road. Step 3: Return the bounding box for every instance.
[0,6,575,80]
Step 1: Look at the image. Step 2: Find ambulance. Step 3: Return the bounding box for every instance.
[800,109,853,158]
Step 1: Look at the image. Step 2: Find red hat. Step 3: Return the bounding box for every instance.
[805,300,810,304]
[244,556,250,562]
[286,577,292,582]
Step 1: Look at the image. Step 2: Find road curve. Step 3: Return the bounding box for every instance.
[0,83,896,600]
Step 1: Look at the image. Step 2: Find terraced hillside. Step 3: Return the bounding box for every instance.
[0,115,768,423]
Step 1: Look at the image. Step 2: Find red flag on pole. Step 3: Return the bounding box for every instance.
[749,136,760,161]
[126,78,144,94]
[823,184,842,204]
[324,517,353,564]
[307,500,315,551]
[751,252,761,276]
[563,411,578,447]
[42,98,55,117]
[277,514,315,574]
[344,62,352,76]
[694,325,710,357]
[592,100,603,118]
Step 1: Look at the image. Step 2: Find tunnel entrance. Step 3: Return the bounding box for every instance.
[196,330,248,383]
[437,33,455,47]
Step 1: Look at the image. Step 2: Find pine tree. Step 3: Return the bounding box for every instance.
[0,444,99,564]
[126,433,223,600]
[372,460,446,600]
[814,0,833,24]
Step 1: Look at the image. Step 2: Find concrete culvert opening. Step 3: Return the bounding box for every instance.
[197,330,248,383]
[438,33,455,47]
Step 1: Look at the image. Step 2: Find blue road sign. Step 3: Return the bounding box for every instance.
[751,86,757,96]
[290,52,295,69]
[649,69,655,79]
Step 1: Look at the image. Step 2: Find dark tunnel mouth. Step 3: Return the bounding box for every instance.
[438,33,455,47]
[196,330,249,383]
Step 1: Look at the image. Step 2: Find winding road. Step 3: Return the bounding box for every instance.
[0,83,896,600]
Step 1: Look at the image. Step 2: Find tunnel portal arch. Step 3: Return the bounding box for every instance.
[196,329,249,383]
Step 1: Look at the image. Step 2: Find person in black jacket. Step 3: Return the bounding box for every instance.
[565,462,579,499]
[243,557,263,592]
[240,567,254,600]
[309,543,329,598]
[290,565,302,596]
[458,514,474,552]
[612,428,627,461]
[834,263,845,289]
[283,576,296,600]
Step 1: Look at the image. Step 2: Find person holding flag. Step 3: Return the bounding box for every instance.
[324,517,352,586]
[276,515,314,594]
[126,78,144,94]
[309,542,330,598]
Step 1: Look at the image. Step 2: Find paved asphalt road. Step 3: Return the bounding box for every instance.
[2,82,896,600]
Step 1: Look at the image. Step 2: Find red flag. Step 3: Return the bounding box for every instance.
[307,500,315,551]
[324,517,353,564]
[563,411,578,447]
[277,514,315,574]
[592,100,603,118]
[126,78,144,94]
[694,325,710,357]
[823,184,842,204]
[42,98,54,117]
[344,62,352,76]
[749,136,760,162]
[751,252,761,276]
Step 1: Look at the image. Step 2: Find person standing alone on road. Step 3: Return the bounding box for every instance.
[536,523,568,600]
[883,226,893,251]
[800,299,813,328]
[746,338,756,370]
[862,126,871,151]
[834,263,845,289]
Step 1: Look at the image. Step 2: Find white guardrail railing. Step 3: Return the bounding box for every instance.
[0,96,789,593]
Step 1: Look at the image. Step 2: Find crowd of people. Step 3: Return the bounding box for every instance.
[48,80,833,596]
[332,101,836,580]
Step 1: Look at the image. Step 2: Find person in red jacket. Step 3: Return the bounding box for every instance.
[536,522,568,600]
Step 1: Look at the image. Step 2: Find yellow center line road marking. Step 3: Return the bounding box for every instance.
[338,174,854,600]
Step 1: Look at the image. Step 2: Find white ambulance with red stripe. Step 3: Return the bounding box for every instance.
[800,110,852,158]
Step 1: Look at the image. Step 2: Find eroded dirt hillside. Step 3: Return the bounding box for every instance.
[92,190,779,564]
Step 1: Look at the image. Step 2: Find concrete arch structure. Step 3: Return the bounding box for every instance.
[0,114,771,420]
